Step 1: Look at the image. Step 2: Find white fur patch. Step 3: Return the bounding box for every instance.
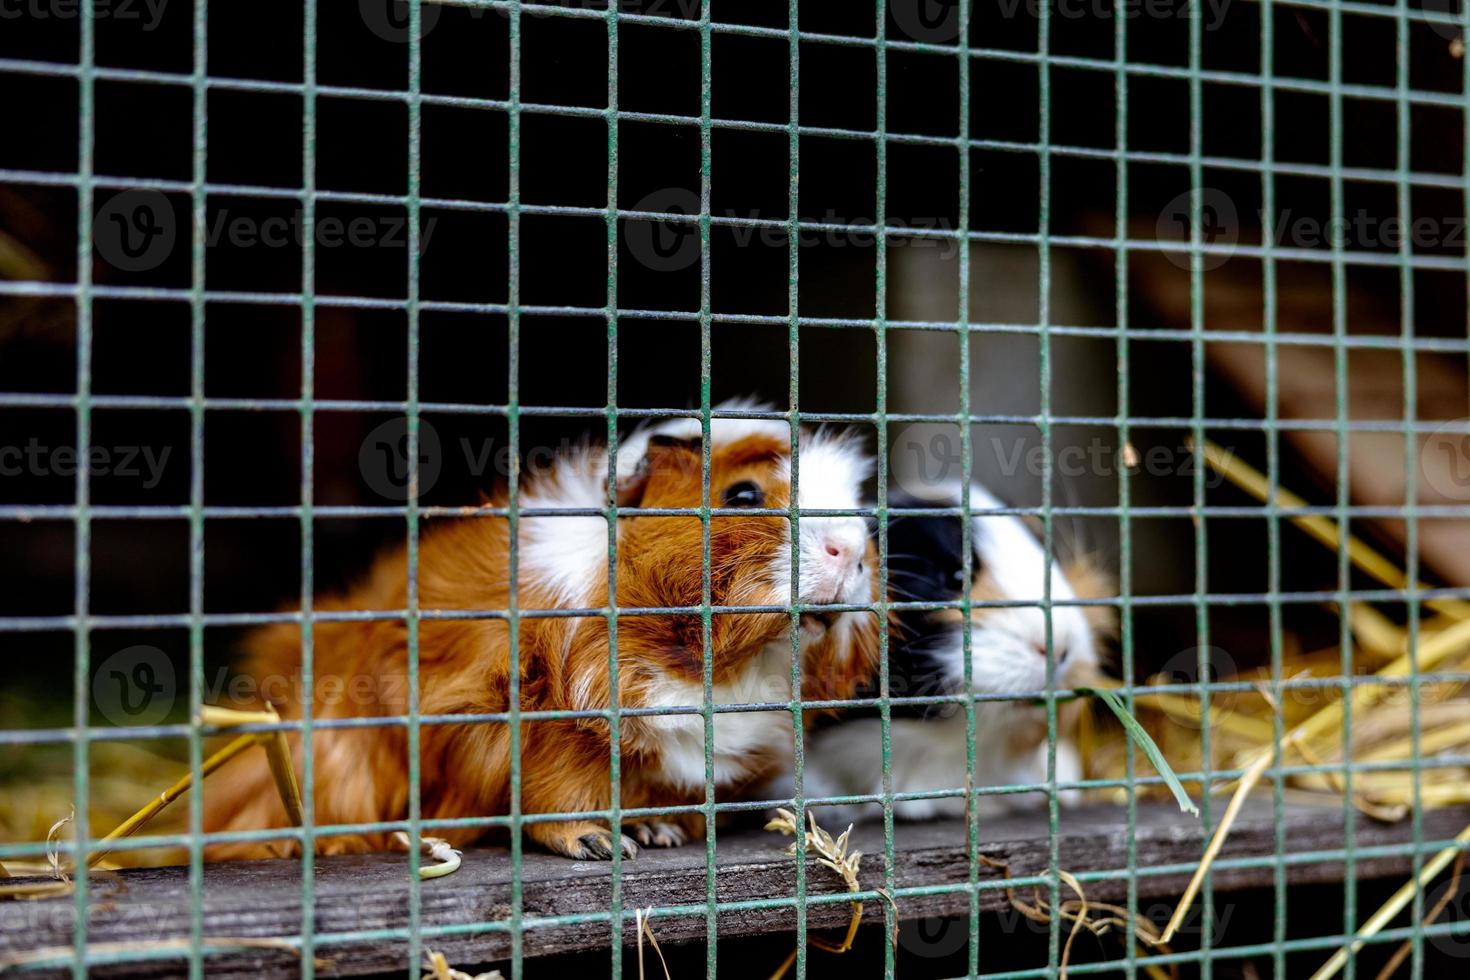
[640,639,795,790]
[936,483,1098,695]
[799,707,1083,826]
[518,449,609,608]
[770,430,875,606]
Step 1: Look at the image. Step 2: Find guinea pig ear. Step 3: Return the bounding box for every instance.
[616,434,702,506]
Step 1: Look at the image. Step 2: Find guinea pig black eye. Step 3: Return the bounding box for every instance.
[722,480,765,508]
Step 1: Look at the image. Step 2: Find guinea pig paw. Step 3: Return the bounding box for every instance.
[576,829,640,861]
[629,819,688,848]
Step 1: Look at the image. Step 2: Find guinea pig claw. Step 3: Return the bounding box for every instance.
[577,829,640,861]
[630,819,689,848]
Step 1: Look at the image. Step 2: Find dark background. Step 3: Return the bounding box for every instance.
[1,0,1467,975]
[3,0,1465,709]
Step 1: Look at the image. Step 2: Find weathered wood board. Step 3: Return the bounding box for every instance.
[4,802,1466,977]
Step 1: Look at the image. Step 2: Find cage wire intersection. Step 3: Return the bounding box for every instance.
[0,0,1469,978]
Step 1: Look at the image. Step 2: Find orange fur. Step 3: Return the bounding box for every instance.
[1060,555,1119,642]
[203,435,879,860]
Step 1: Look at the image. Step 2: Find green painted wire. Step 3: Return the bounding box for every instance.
[297,1,320,977]
[28,1,1465,975]
[506,2,526,976]
[205,0,1466,56]
[186,0,210,977]
[20,919,1470,979]
[785,4,809,976]
[405,0,428,973]
[873,3,897,978]
[1112,0,1140,975]
[1187,0,1217,975]
[70,0,95,976]
[21,834,1470,974]
[6,496,1470,528]
[17,741,1467,855]
[1260,0,1290,976]
[1035,0,1063,966]
[27,866,1470,975]
[954,1,981,974]
[5,206,1469,281]
[6,124,1470,199]
[1326,0,1358,975]
[17,739,1470,854]
[7,397,1470,435]
[698,4,717,977]
[1394,2,1426,976]
[1029,0,1064,963]
[603,1,627,972]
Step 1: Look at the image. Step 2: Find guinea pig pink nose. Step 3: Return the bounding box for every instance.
[821,535,860,566]
[1034,641,1067,662]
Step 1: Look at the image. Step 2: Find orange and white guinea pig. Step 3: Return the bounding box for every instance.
[204,401,880,861]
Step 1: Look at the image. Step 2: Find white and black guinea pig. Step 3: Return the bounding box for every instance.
[796,482,1113,824]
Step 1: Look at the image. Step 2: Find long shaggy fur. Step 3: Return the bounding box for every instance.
[204,432,879,860]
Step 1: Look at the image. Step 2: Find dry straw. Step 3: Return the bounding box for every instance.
[421,948,503,980]
[764,808,873,979]
[1084,440,1470,971]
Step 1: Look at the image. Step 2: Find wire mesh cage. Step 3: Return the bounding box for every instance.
[1,0,1470,977]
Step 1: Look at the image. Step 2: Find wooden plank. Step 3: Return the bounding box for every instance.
[3,802,1467,977]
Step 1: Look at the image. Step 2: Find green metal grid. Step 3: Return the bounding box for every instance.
[2,0,1470,977]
